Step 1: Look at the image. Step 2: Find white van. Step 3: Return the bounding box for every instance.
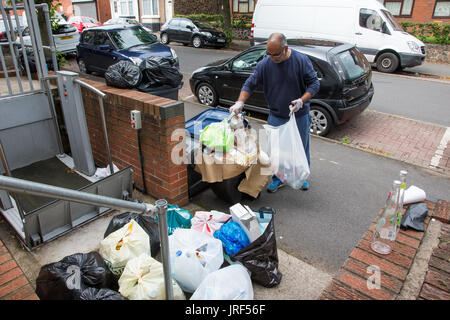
[250,0,426,73]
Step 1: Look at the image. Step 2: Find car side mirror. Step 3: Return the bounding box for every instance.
[186,25,193,30]
[150,34,157,41]
[99,44,110,51]
[381,21,389,34]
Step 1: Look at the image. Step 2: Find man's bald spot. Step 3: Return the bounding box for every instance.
[268,33,285,46]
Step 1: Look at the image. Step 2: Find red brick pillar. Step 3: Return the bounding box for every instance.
[80,79,189,206]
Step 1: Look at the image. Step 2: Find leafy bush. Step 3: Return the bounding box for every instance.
[400,22,449,45]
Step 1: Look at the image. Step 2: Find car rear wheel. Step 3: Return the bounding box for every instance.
[310,105,333,136]
[192,36,202,48]
[161,33,169,44]
[78,59,91,74]
[196,83,218,106]
[376,52,399,73]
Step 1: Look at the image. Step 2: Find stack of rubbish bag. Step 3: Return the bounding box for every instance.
[137,56,183,92]
[35,251,120,300]
[35,203,281,300]
[104,57,183,96]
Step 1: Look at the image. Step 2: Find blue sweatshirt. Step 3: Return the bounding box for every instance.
[242,49,320,118]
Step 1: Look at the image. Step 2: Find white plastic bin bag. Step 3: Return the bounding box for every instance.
[191,210,231,237]
[100,219,150,276]
[118,253,185,300]
[190,264,253,300]
[263,114,310,189]
[169,228,224,292]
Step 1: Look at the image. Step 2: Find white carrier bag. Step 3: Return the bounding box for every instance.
[190,264,253,300]
[263,114,310,189]
[169,228,224,292]
[100,219,150,276]
[118,253,185,300]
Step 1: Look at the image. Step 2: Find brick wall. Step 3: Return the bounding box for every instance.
[395,0,444,23]
[79,79,189,206]
[96,0,112,23]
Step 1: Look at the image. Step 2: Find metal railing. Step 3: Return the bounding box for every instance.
[0,174,175,300]
[0,0,58,98]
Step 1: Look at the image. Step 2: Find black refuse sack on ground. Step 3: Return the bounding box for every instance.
[79,287,128,300]
[230,207,282,288]
[35,251,118,300]
[400,202,429,231]
[138,56,182,90]
[104,212,161,258]
[105,60,142,89]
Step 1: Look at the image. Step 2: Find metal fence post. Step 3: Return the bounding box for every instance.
[156,199,174,300]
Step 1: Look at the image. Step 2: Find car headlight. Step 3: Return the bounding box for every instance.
[170,48,178,59]
[129,57,143,66]
[201,32,212,38]
[407,41,421,54]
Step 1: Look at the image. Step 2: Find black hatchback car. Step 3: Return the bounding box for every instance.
[160,18,226,49]
[189,39,375,136]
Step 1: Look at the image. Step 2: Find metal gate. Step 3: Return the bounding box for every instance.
[0,0,136,251]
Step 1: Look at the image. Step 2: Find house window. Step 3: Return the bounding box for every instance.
[142,0,159,16]
[120,1,127,14]
[383,0,414,17]
[233,0,255,13]
[128,0,134,15]
[433,0,450,18]
[114,1,118,13]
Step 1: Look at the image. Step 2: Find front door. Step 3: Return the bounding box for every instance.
[216,48,267,108]
[165,0,172,21]
[90,31,118,72]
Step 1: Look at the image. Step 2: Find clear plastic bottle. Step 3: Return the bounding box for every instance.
[397,170,408,226]
[371,180,402,255]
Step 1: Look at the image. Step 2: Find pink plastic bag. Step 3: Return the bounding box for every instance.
[191,211,231,237]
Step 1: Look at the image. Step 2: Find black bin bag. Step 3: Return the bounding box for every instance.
[35,251,118,300]
[105,60,142,89]
[79,287,127,300]
[138,56,182,90]
[230,207,282,288]
[104,212,161,258]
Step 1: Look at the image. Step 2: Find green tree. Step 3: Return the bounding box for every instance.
[220,0,233,46]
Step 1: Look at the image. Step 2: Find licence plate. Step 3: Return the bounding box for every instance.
[60,35,74,40]
[217,39,225,43]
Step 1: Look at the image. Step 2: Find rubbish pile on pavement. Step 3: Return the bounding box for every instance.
[34,202,281,300]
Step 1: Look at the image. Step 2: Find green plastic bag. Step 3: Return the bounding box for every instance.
[156,204,192,235]
[199,119,234,152]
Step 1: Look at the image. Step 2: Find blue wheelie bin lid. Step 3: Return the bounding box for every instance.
[185,107,230,138]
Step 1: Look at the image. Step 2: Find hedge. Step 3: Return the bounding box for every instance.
[399,22,449,45]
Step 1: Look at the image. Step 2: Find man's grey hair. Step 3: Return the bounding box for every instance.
[268,33,287,47]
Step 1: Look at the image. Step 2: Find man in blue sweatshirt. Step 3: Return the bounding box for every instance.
[230,33,320,192]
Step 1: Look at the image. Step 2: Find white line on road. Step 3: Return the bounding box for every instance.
[429,127,450,168]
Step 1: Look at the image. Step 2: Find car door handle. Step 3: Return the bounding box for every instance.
[355,32,362,35]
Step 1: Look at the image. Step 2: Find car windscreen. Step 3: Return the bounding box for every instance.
[193,21,214,29]
[107,26,156,49]
[336,48,369,81]
[380,9,403,32]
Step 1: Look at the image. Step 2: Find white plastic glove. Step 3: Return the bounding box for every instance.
[289,98,303,116]
[230,101,244,115]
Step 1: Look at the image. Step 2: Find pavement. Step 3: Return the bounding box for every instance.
[0,39,449,301]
